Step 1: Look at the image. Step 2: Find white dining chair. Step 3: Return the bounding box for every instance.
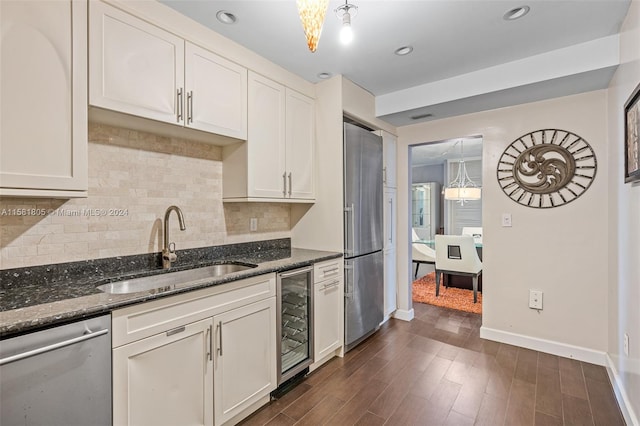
[412,243,436,279]
[434,235,483,303]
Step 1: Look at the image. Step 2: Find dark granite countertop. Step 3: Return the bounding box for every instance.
[0,239,342,338]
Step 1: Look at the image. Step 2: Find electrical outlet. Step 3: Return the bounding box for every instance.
[250,218,258,232]
[529,289,543,310]
[502,213,512,227]
[624,333,629,356]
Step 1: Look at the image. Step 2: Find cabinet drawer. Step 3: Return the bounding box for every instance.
[314,259,342,283]
[112,273,275,347]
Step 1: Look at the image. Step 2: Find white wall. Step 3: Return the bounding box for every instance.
[606,0,640,423]
[397,90,610,358]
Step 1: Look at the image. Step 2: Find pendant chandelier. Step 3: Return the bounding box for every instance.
[444,140,481,205]
[296,0,329,52]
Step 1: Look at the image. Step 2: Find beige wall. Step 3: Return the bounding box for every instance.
[397,90,609,354]
[607,0,640,422]
[0,123,290,269]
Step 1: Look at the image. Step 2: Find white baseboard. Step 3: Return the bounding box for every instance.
[392,308,414,322]
[479,326,607,365]
[605,354,639,426]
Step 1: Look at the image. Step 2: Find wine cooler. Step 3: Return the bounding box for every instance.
[276,266,314,385]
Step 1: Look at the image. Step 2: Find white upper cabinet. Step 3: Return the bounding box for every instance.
[89,1,247,140]
[89,0,183,124]
[185,43,247,139]
[246,73,287,198]
[286,89,315,199]
[223,72,315,202]
[0,0,87,198]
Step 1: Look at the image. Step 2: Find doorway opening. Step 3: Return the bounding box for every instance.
[409,136,483,315]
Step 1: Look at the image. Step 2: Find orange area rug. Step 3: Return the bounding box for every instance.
[413,272,482,314]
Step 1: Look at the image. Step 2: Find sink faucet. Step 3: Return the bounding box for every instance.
[162,205,186,269]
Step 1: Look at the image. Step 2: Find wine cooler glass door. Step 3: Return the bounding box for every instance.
[278,267,313,384]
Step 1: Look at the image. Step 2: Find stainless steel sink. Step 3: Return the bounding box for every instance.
[96,262,258,294]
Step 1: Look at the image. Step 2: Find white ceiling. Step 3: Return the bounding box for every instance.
[159,0,630,126]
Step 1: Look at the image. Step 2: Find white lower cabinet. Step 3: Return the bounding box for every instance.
[213,298,277,426]
[113,318,214,426]
[313,259,343,364]
[111,274,277,426]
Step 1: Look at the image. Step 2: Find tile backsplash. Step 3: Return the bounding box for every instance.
[0,123,291,269]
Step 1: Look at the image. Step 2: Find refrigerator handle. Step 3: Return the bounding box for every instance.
[344,204,355,256]
[344,263,354,298]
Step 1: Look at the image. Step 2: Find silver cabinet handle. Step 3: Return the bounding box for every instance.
[166,326,185,337]
[389,198,393,244]
[322,279,340,290]
[206,325,212,361]
[217,321,223,356]
[187,91,193,124]
[0,329,108,366]
[282,172,287,197]
[176,88,183,123]
[321,266,340,277]
[288,173,292,196]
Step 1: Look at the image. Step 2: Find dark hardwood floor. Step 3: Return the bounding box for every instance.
[240,302,625,426]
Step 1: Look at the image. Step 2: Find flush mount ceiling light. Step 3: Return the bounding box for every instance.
[216,10,237,24]
[296,0,329,52]
[394,45,413,56]
[444,140,481,205]
[317,72,332,79]
[335,1,358,45]
[503,5,530,21]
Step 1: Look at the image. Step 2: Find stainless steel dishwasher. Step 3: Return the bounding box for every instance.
[0,314,112,426]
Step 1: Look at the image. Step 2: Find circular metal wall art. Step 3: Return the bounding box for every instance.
[497,129,597,208]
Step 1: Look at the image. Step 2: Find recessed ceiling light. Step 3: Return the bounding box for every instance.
[317,72,332,79]
[394,46,413,56]
[503,5,530,21]
[216,10,237,24]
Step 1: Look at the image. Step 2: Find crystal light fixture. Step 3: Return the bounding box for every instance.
[444,140,481,205]
[335,1,358,45]
[296,0,329,52]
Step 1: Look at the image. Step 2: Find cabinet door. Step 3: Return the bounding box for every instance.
[185,43,247,139]
[247,72,286,198]
[0,0,87,195]
[384,248,397,317]
[89,1,184,125]
[314,276,343,361]
[381,130,397,188]
[384,189,397,317]
[213,297,277,426]
[286,89,315,199]
[113,318,214,426]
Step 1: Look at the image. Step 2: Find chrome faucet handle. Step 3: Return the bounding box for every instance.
[162,243,177,263]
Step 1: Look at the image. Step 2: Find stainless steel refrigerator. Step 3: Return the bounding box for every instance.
[343,121,384,351]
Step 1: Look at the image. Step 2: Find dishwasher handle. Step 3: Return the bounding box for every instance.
[0,328,109,366]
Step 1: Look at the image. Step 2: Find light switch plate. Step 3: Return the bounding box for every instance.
[502,213,512,227]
